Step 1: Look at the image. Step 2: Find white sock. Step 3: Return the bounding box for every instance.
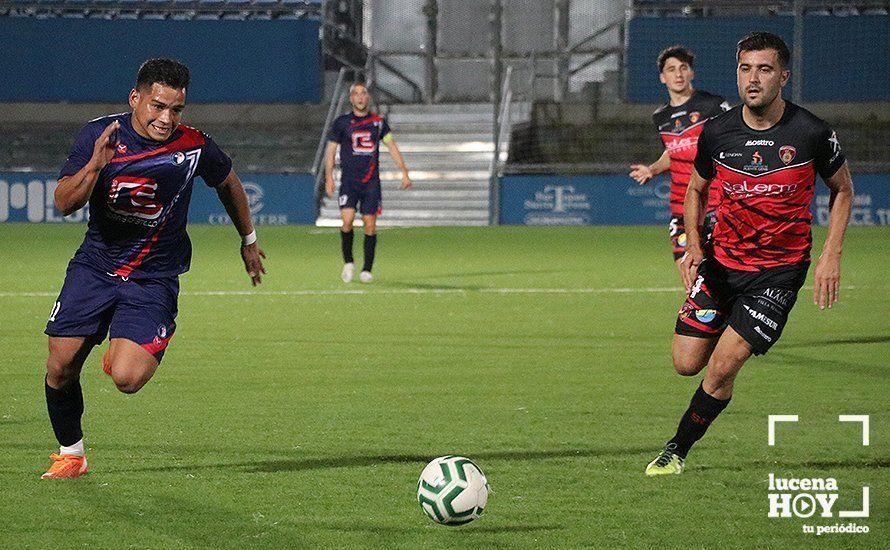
[60,439,84,457]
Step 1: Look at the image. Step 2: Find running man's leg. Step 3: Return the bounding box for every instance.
[667,327,750,456]
[672,334,718,376]
[104,276,177,394]
[45,337,94,450]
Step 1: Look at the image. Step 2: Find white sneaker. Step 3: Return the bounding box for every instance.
[341,262,354,283]
[359,271,373,283]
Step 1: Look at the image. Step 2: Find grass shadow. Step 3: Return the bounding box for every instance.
[782,335,890,348]
[115,446,654,475]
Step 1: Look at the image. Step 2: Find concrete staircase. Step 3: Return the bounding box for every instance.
[316,103,529,227]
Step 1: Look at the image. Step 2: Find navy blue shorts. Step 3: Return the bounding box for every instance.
[339,179,382,216]
[45,261,179,362]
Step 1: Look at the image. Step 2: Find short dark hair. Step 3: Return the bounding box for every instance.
[657,45,694,72]
[136,58,190,91]
[737,32,791,69]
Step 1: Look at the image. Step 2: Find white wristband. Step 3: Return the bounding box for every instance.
[241,229,257,247]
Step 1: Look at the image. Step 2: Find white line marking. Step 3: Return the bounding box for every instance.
[0,285,869,299]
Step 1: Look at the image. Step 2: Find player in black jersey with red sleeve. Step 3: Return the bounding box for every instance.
[630,46,730,280]
[645,33,854,476]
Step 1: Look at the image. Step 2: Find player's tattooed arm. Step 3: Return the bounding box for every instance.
[324,141,339,198]
[215,169,267,286]
[383,136,412,190]
[629,149,669,185]
[679,168,712,292]
[813,162,853,310]
[55,120,120,215]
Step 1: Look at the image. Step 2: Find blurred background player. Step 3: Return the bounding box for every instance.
[41,58,266,478]
[645,33,853,476]
[630,46,730,279]
[324,83,411,283]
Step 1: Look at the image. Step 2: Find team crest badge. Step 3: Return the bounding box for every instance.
[117,143,127,154]
[689,111,700,123]
[779,145,796,165]
[172,151,186,165]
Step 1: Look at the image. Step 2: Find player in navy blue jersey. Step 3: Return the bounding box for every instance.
[324,83,411,283]
[40,59,266,478]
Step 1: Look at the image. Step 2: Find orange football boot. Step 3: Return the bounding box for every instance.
[41,453,88,479]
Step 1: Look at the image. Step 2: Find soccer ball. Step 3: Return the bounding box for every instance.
[417,455,489,525]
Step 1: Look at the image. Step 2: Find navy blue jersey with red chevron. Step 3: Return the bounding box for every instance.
[694,102,846,271]
[59,113,232,278]
[652,90,730,214]
[328,112,391,184]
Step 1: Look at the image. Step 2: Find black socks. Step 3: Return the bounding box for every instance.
[363,234,377,273]
[45,377,84,447]
[667,382,731,458]
[341,229,354,264]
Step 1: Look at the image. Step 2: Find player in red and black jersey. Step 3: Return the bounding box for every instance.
[324,83,412,283]
[646,33,854,476]
[630,46,730,278]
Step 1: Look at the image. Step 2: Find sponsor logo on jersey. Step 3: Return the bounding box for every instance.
[172,151,186,165]
[779,145,797,165]
[665,136,697,152]
[117,143,128,154]
[744,150,769,172]
[695,309,717,323]
[745,139,774,147]
[726,181,799,196]
[744,304,779,329]
[689,111,700,123]
[828,131,842,163]
[107,177,163,221]
[719,151,743,159]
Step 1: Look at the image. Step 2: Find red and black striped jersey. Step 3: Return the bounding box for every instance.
[652,90,730,215]
[694,102,846,271]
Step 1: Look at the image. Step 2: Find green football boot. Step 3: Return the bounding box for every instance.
[645,444,685,476]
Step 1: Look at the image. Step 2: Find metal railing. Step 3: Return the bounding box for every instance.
[311,67,348,212]
[321,19,423,104]
[489,65,514,225]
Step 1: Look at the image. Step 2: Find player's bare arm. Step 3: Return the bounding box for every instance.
[215,169,267,286]
[324,141,339,198]
[629,149,669,185]
[54,120,120,215]
[813,161,853,310]
[679,167,712,292]
[384,136,412,190]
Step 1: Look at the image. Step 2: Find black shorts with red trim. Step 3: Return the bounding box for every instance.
[675,258,809,355]
[669,210,717,261]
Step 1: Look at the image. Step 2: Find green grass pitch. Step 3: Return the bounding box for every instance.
[1,224,887,548]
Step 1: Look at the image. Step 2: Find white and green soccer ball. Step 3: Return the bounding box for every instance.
[417,455,489,525]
